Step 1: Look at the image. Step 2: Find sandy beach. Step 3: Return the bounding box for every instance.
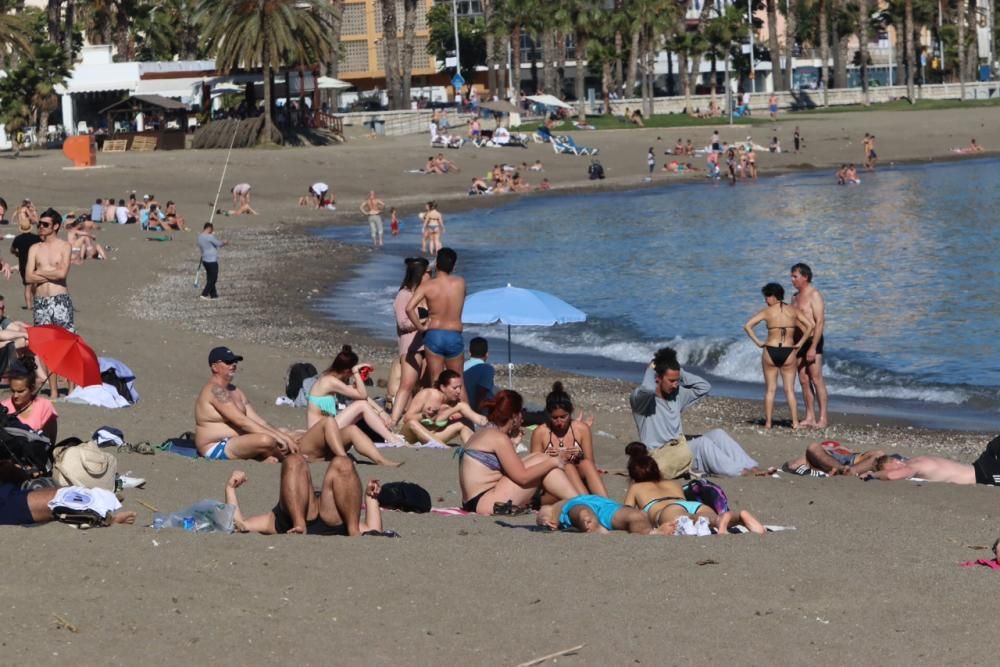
[2,105,999,665]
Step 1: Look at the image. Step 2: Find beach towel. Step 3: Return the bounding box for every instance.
[729,525,796,534]
[65,383,132,409]
[431,506,473,516]
[959,559,1000,569]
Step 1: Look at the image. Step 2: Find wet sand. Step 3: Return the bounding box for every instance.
[1,106,998,665]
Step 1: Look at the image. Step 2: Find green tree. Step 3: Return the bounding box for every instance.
[198,0,335,144]
[492,0,543,101]
[0,8,71,154]
[426,3,488,85]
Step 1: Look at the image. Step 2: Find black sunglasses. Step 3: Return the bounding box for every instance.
[38,221,54,229]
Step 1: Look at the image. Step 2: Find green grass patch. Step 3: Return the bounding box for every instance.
[789,97,1000,114]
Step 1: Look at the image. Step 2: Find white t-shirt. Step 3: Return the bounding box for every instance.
[115,206,129,224]
[232,183,251,195]
[311,182,329,195]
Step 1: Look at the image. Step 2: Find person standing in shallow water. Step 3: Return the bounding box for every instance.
[744,282,814,429]
[791,262,829,429]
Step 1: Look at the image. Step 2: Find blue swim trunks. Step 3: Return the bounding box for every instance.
[0,483,35,525]
[424,329,464,359]
[204,439,230,460]
[559,495,623,531]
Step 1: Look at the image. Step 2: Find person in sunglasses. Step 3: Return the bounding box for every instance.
[25,208,74,398]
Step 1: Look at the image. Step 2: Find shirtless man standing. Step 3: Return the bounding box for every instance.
[26,208,73,399]
[791,262,828,428]
[360,191,385,248]
[406,248,467,402]
[195,346,348,461]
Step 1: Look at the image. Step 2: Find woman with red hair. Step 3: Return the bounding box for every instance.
[458,390,578,515]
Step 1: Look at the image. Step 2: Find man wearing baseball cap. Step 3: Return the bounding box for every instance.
[195,346,348,461]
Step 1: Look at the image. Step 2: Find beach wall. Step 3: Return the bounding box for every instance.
[608,82,1000,115]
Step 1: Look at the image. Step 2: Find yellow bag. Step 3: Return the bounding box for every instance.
[649,435,693,479]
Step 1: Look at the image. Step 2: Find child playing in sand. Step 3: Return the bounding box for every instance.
[537,495,662,535]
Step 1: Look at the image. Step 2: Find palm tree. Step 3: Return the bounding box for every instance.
[0,10,32,64]
[818,0,829,105]
[904,0,915,100]
[493,0,541,101]
[198,0,335,144]
[767,0,784,89]
[858,0,869,104]
[956,0,966,99]
[784,0,795,90]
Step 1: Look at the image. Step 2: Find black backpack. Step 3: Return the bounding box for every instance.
[285,362,318,400]
[0,406,54,480]
[100,368,134,403]
[588,160,605,180]
[378,481,431,513]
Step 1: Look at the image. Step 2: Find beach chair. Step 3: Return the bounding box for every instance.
[534,126,554,143]
[551,137,579,155]
[555,135,598,156]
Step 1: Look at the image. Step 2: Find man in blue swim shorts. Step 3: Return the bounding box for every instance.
[195,346,350,461]
[537,495,659,535]
[405,247,469,402]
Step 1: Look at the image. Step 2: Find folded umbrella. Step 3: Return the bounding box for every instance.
[26,325,102,388]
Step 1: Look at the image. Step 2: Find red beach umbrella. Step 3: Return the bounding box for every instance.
[26,325,102,388]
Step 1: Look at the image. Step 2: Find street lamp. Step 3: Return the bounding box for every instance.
[452,0,461,75]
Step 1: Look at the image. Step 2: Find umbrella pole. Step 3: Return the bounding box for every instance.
[507,324,513,388]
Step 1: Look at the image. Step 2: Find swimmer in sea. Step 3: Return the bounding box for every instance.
[744,282,814,429]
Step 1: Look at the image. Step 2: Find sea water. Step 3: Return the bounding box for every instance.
[314,158,1000,430]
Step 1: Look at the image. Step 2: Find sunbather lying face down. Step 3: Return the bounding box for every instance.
[536,495,662,535]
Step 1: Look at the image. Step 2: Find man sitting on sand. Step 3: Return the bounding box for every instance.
[194,346,349,461]
[224,456,383,536]
[866,436,1000,485]
[402,370,487,446]
[783,441,885,477]
[537,495,663,535]
[630,347,768,477]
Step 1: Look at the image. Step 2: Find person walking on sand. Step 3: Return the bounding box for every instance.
[25,208,74,399]
[791,262,829,428]
[768,93,778,121]
[360,191,385,248]
[198,222,226,300]
[405,247,467,402]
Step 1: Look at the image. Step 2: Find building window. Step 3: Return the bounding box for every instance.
[341,3,367,37]
[343,40,370,74]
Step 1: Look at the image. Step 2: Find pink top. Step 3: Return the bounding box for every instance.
[2,396,57,432]
[394,288,424,358]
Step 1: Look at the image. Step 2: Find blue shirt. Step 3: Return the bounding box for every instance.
[463,358,495,413]
[91,204,104,222]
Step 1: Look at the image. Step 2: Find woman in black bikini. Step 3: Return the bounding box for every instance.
[530,382,608,498]
[743,283,814,429]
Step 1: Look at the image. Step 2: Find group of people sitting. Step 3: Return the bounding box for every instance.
[422,153,460,175]
[97,193,189,231]
[836,164,861,185]
[469,162,549,196]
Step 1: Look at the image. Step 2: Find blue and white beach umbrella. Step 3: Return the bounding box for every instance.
[462,284,587,387]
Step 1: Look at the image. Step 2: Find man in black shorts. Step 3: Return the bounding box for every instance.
[9,217,39,310]
[866,436,1000,486]
[224,455,385,535]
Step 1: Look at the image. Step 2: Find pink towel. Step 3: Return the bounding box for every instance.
[431,506,473,517]
[959,559,1000,569]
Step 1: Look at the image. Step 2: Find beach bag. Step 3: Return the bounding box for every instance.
[683,479,730,514]
[0,425,53,479]
[285,362,318,400]
[52,439,118,491]
[378,481,431,513]
[649,437,693,480]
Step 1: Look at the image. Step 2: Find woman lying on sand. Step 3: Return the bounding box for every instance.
[457,390,577,515]
[623,442,765,535]
[743,282,814,429]
[530,382,607,498]
[306,345,406,466]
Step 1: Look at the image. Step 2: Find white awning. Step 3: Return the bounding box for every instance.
[134,77,205,99]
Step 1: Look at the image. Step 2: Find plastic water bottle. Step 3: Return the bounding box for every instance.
[152,515,165,530]
[182,516,196,532]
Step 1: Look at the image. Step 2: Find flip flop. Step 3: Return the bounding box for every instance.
[52,506,109,530]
